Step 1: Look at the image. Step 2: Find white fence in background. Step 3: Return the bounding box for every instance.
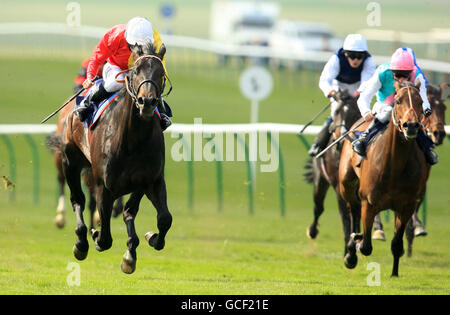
[1,22,450,74]
[1,123,449,135]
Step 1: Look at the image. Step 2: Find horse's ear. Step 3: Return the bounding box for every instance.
[394,80,401,91]
[414,78,421,90]
[440,82,450,100]
[131,44,143,57]
[157,44,166,60]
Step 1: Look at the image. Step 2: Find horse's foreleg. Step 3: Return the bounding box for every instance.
[306,174,330,239]
[357,200,375,257]
[391,211,412,277]
[145,176,172,251]
[92,185,113,252]
[121,191,144,274]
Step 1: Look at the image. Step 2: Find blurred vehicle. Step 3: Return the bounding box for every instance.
[210,0,280,65]
[269,20,342,69]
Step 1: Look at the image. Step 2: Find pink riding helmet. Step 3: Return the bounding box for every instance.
[390,48,415,71]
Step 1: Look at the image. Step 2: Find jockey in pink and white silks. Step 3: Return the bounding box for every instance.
[309,34,376,156]
[352,48,438,165]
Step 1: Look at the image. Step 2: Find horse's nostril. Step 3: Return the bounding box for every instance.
[138,97,144,105]
[402,122,408,128]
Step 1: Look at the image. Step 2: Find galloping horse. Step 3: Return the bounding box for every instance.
[49,43,172,274]
[304,90,362,255]
[49,104,123,229]
[339,80,430,277]
[372,82,448,255]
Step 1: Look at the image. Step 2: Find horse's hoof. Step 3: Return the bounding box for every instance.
[344,253,358,269]
[73,244,88,261]
[306,226,318,239]
[54,214,66,229]
[145,232,165,251]
[120,250,136,274]
[372,229,386,241]
[414,226,427,237]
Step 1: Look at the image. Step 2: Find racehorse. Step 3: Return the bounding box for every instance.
[303,90,362,255]
[48,43,172,274]
[49,105,123,229]
[339,80,430,277]
[372,82,448,256]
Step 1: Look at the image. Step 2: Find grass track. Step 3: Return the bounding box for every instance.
[0,54,449,294]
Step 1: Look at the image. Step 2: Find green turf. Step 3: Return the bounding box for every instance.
[0,51,449,294]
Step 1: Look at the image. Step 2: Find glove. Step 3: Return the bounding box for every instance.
[424,108,432,117]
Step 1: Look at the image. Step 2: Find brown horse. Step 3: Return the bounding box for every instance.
[372,82,448,255]
[304,90,362,255]
[339,80,430,277]
[50,104,123,230]
[49,43,172,274]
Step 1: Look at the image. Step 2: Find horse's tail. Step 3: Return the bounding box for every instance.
[46,133,63,153]
[303,157,314,184]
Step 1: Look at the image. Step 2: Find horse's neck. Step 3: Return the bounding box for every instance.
[378,121,415,178]
[112,94,157,153]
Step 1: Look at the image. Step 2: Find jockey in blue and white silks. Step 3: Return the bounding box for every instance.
[309,34,376,156]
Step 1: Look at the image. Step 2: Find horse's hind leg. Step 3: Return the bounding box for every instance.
[54,152,67,229]
[121,192,144,274]
[145,176,172,251]
[306,168,330,239]
[62,148,88,260]
[337,195,351,256]
[372,214,386,241]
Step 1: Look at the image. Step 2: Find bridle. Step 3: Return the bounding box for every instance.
[392,84,423,133]
[115,54,172,108]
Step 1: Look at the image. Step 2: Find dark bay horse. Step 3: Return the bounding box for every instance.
[50,43,172,274]
[303,90,362,255]
[339,80,430,277]
[372,82,448,256]
[49,104,123,229]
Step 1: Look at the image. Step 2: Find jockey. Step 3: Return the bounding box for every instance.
[75,17,172,130]
[309,34,376,156]
[352,48,438,165]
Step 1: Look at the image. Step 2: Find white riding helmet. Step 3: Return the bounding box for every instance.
[343,34,368,52]
[125,17,154,46]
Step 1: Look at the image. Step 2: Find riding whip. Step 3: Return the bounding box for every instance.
[40,77,99,124]
[315,119,366,159]
[299,102,331,134]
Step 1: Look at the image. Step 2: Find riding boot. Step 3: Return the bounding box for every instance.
[352,118,384,156]
[308,117,333,156]
[416,130,438,165]
[75,83,113,122]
